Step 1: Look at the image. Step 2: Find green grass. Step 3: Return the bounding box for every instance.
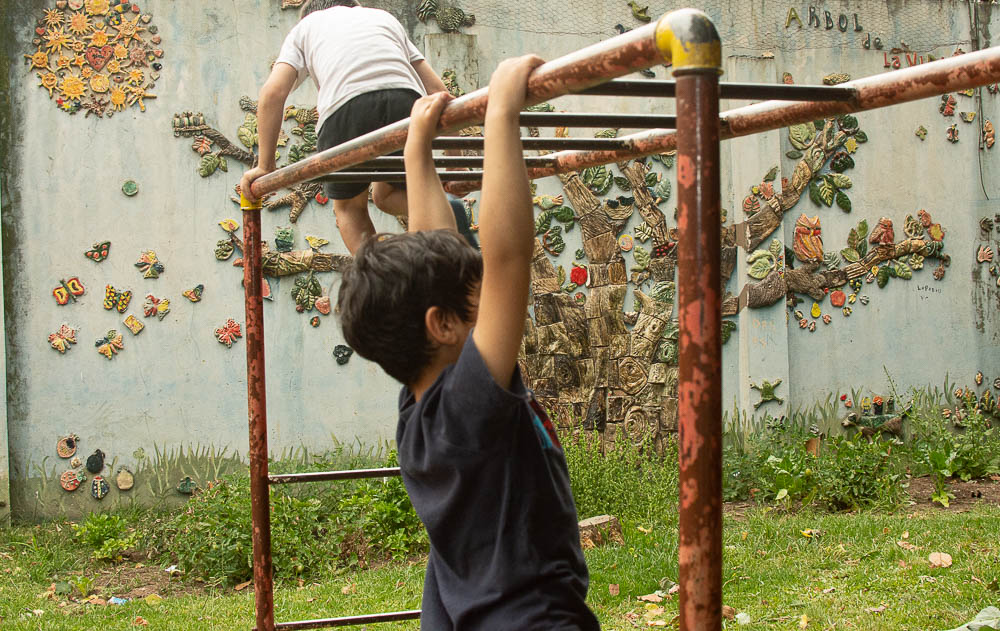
[3,505,1000,630]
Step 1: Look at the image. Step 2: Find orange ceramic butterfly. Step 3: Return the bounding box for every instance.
[53,277,86,305]
[95,329,124,360]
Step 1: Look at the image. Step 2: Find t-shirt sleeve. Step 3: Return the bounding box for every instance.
[387,13,424,63]
[434,333,529,453]
[274,24,310,86]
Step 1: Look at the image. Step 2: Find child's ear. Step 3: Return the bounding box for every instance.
[425,306,462,346]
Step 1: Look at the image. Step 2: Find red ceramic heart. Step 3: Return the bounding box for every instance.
[36,26,46,36]
[85,45,114,71]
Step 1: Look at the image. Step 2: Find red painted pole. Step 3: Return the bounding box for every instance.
[675,70,723,631]
[241,194,275,631]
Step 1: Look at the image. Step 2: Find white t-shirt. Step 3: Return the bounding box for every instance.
[275,6,427,132]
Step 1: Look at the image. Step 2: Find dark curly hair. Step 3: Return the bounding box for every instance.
[338,230,482,386]
[300,0,360,19]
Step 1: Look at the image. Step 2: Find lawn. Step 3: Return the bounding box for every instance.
[2,499,999,630]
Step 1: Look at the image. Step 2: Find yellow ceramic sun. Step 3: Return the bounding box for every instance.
[127,69,143,85]
[89,73,110,93]
[85,0,110,16]
[68,12,93,35]
[56,54,72,69]
[44,26,72,54]
[109,85,126,110]
[71,39,86,53]
[24,50,50,70]
[127,86,155,112]
[38,72,59,97]
[43,8,65,27]
[106,59,121,74]
[80,66,93,78]
[113,15,145,46]
[113,43,127,59]
[59,75,86,100]
[88,28,109,47]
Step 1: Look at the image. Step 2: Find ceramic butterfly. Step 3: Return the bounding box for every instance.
[104,285,132,312]
[143,294,170,319]
[95,329,124,359]
[135,250,165,279]
[48,324,77,354]
[84,241,111,262]
[182,284,204,302]
[53,277,86,305]
[214,319,242,347]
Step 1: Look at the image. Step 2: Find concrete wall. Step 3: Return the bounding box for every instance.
[2,0,999,520]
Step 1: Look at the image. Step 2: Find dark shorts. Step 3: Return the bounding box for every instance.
[317,88,421,200]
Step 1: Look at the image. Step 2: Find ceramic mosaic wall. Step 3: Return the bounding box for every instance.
[3,0,1000,518]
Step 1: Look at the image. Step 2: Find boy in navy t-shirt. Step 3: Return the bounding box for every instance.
[337,56,600,630]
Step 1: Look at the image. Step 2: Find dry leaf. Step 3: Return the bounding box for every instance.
[638,593,663,603]
[898,560,908,568]
[647,621,667,627]
[668,585,680,595]
[234,580,252,592]
[822,587,836,594]
[901,531,910,539]
[144,594,163,605]
[929,552,953,568]
[867,604,888,614]
[637,526,652,534]
[799,613,810,628]
[741,531,748,541]
[133,617,149,626]
[608,583,620,596]
[897,540,918,551]
[722,605,736,619]
[306,597,316,603]
[341,583,356,595]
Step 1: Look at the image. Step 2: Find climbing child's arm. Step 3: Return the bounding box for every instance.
[404,91,457,232]
[472,55,546,389]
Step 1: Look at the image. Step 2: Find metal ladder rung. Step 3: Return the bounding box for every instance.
[268,468,402,485]
[259,610,421,630]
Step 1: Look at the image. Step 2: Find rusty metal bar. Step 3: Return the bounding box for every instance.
[271,611,421,630]
[432,136,636,151]
[518,111,676,127]
[250,15,671,198]
[675,69,723,631]
[315,171,483,183]
[269,468,401,485]
[241,194,275,631]
[577,79,856,101]
[346,156,554,170]
[444,44,1000,196]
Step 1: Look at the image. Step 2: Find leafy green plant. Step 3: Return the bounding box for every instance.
[813,434,902,510]
[68,574,94,598]
[563,428,679,526]
[73,513,127,549]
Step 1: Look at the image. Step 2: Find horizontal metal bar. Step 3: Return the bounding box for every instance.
[431,136,636,151]
[250,16,669,197]
[268,468,401,484]
[519,112,675,127]
[575,79,856,101]
[444,45,1000,196]
[270,611,421,630]
[313,171,484,183]
[345,156,564,170]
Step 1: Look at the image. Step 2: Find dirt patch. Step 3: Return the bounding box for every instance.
[88,562,210,600]
[905,474,1000,512]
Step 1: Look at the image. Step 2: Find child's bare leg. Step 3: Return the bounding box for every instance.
[371,182,408,217]
[333,190,375,254]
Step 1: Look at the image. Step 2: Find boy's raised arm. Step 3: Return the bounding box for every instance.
[240,63,299,203]
[473,55,546,389]
[404,91,458,232]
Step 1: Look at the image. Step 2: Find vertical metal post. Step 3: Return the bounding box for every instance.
[656,9,723,631]
[241,194,275,631]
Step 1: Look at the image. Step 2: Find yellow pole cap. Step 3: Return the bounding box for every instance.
[240,192,262,211]
[655,8,723,75]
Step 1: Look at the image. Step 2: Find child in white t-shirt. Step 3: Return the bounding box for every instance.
[240,0,449,254]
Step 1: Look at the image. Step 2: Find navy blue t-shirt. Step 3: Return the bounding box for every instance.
[397,335,600,631]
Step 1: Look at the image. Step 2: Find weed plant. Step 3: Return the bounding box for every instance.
[563,429,679,526]
[159,446,428,586]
